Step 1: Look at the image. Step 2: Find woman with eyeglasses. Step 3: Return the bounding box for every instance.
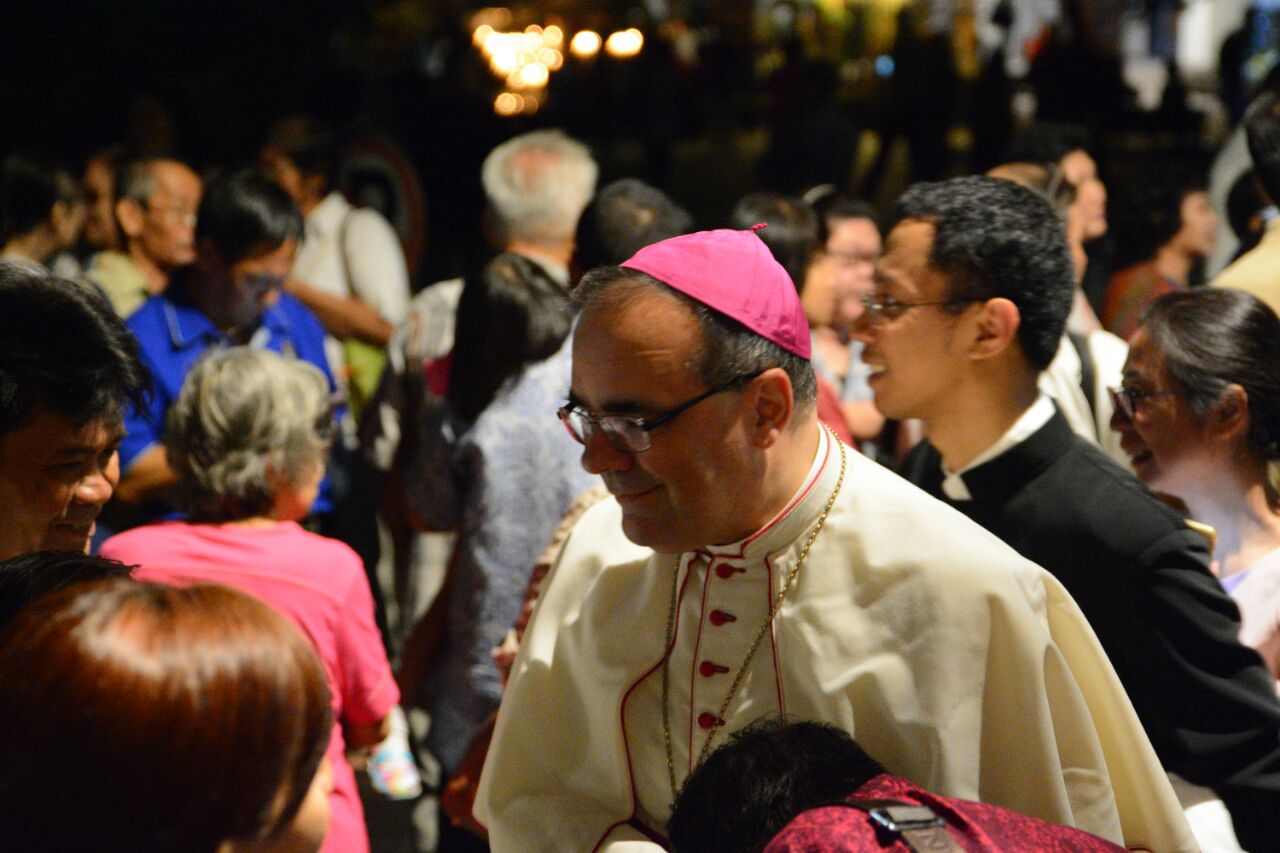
[1110,288,1280,682]
[101,346,399,853]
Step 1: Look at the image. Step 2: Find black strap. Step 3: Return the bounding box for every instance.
[1067,331,1097,440]
[815,797,963,852]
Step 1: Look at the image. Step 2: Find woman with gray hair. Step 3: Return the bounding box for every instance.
[101,346,400,853]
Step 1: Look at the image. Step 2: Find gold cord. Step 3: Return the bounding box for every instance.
[662,427,847,806]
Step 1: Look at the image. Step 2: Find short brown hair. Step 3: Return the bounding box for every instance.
[0,579,332,852]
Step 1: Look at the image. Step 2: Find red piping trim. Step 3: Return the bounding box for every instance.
[595,557,695,852]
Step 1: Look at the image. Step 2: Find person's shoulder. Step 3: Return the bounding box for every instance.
[1032,436,1209,561]
[100,520,186,559]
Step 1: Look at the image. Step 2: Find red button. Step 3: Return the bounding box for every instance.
[699,661,729,677]
[715,564,744,579]
[697,712,722,730]
[709,610,736,626]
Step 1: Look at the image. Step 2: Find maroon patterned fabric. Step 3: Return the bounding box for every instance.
[763,773,1128,852]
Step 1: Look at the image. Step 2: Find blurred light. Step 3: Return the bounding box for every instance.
[543,25,564,48]
[605,28,644,59]
[874,55,894,77]
[473,24,494,47]
[518,62,549,88]
[494,92,522,116]
[490,47,519,74]
[522,94,541,114]
[537,47,563,70]
[571,30,602,58]
[525,24,543,35]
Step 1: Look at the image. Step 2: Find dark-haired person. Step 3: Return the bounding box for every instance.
[261,116,410,413]
[729,191,854,444]
[873,176,1280,852]
[115,169,332,511]
[86,157,202,318]
[0,154,86,276]
[0,578,334,853]
[669,720,1126,853]
[476,226,1193,852]
[400,252,595,807]
[101,347,397,853]
[0,265,147,560]
[1102,175,1217,340]
[0,551,133,632]
[1215,91,1280,311]
[1113,289,1280,683]
[570,177,693,278]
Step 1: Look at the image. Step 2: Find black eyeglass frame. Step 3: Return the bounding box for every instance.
[1108,386,1182,421]
[558,371,764,453]
[858,292,985,322]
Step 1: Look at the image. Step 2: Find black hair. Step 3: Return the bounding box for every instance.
[574,267,819,410]
[574,178,694,274]
[729,192,817,293]
[668,719,886,853]
[447,253,573,423]
[0,265,149,437]
[809,192,881,247]
[1142,289,1280,500]
[1226,169,1269,246]
[195,169,304,266]
[1004,121,1093,167]
[889,175,1074,370]
[0,551,134,633]
[1,155,62,240]
[1109,168,1208,269]
[1246,90,1280,204]
[264,115,338,188]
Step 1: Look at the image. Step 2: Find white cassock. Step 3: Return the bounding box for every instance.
[475,427,1194,852]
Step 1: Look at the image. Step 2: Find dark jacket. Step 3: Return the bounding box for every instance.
[901,410,1280,850]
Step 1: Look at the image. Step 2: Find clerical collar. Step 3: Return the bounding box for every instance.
[941,395,1056,501]
[696,425,832,563]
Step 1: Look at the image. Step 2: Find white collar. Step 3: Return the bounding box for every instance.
[693,425,837,565]
[304,192,352,239]
[941,395,1055,501]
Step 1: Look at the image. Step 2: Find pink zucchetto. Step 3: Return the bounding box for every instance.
[620,226,812,360]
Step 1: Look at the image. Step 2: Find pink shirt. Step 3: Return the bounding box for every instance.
[102,520,399,853]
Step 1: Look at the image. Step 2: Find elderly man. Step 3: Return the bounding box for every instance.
[114,170,331,510]
[474,228,1194,852]
[0,264,147,559]
[867,176,1280,852]
[86,157,201,318]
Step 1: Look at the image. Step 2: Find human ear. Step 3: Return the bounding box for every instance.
[747,368,794,448]
[1212,384,1250,442]
[967,297,1020,361]
[115,198,145,239]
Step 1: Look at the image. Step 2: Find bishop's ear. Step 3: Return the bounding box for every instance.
[748,367,794,448]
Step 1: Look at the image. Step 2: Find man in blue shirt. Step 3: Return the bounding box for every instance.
[115,170,333,512]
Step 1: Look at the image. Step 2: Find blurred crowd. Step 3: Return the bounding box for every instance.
[6,19,1280,853]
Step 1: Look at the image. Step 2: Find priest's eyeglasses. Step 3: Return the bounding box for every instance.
[558,372,762,453]
[859,292,984,322]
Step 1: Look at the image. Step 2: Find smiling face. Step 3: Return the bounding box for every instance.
[569,289,761,553]
[0,410,124,560]
[1110,327,1213,496]
[852,219,972,424]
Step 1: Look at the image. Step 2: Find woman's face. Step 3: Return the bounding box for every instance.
[1110,328,1214,497]
[819,215,881,330]
[1171,190,1218,259]
[1061,149,1107,242]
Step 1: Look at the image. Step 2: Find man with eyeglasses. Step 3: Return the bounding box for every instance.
[113,170,334,517]
[875,176,1280,852]
[86,157,202,318]
[474,227,1194,852]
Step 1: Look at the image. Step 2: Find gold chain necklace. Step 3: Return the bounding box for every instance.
[661,427,847,806]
